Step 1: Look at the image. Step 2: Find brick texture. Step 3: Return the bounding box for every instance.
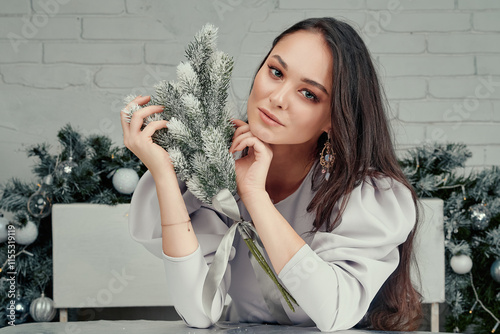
[33,0,125,14]
[0,0,31,14]
[44,43,143,64]
[458,0,500,9]
[0,42,42,63]
[0,0,499,185]
[428,34,500,53]
[82,17,175,40]
[378,55,475,76]
[383,13,471,32]
[0,64,92,88]
[367,0,455,10]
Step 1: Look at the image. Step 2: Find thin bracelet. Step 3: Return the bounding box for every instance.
[161,219,191,232]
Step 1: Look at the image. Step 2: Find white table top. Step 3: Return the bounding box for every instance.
[1,320,449,333]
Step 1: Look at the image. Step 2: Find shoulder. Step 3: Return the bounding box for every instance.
[357,174,415,220]
[311,174,416,260]
[338,173,416,240]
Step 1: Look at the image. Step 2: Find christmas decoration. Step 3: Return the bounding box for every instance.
[400,142,500,333]
[15,220,39,246]
[112,168,139,195]
[29,292,56,322]
[450,254,473,274]
[492,259,500,284]
[469,203,491,231]
[5,293,30,325]
[55,156,78,177]
[26,175,53,219]
[0,213,8,243]
[0,124,146,327]
[123,23,236,203]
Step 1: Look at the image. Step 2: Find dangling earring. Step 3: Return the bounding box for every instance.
[320,133,335,181]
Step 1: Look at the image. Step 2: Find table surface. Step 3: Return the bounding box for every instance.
[1,320,451,334]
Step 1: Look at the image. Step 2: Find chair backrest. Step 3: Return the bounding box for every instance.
[52,203,173,308]
[52,199,445,309]
[412,198,445,303]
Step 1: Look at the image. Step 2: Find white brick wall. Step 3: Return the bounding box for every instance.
[428,34,500,53]
[1,0,31,14]
[0,0,499,185]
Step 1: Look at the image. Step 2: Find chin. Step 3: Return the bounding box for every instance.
[250,124,279,145]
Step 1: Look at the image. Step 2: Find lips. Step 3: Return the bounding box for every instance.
[258,108,284,126]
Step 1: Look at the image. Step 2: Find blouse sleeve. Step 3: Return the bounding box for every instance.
[278,176,416,332]
[128,171,232,328]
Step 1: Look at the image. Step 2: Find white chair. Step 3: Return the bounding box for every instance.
[52,203,172,322]
[52,199,445,330]
[412,199,445,332]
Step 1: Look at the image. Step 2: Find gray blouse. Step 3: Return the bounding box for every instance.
[129,169,415,332]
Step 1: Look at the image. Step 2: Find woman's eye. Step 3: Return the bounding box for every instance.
[269,66,282,78]
[301,90,319,102]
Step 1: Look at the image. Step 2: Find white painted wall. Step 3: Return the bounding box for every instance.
[1,0,499,185]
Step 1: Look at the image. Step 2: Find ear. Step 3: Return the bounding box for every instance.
[321,124,332,134]
[321,116,332,133]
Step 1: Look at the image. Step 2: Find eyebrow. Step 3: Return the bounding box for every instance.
[271,54,329,96]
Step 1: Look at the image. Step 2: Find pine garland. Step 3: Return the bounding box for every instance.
[400,142,500,333]
[0,124,146,326]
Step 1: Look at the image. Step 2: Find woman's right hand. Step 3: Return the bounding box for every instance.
[121,95,174,178]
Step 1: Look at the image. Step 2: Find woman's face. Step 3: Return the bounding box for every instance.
[247,30,333,147]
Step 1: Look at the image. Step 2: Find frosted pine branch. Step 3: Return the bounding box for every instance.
[168,146,190,180]
[185,24,217,73]
[167,117,199,151]
[178,62,201,97]
[122,24,236,205]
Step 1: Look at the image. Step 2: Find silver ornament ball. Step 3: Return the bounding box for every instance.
[30,293,56,322]
[450,254,473,274]
[16,221,39,245]
[112,168,139,195]
[491,259,500,283]
[5,295,30,325]
[469,203,491,231]
[27,175,53,219]
[56,157,78,176]
[0,214,9,243]
[27,193,52,219]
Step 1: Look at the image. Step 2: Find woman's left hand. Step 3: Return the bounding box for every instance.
[229,119,273,201]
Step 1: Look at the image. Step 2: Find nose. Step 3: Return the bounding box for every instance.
[269,84,289,110]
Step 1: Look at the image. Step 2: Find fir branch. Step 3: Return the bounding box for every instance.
[124,24,236,203]
[0,178,36,213]
[469,273,500,328]
[177,62,201,97]
[56,123,86,161]
[0,124,148,327]
[26,143,56,178]
[402,142,499,333]
[483,227,500,258]
[167,117,200,152]
[168,146,190,180]
[185,24,217,75]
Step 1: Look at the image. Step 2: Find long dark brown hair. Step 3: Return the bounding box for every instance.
[252,17,422,331]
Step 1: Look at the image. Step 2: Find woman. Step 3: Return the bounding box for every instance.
[122,17,422,331]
